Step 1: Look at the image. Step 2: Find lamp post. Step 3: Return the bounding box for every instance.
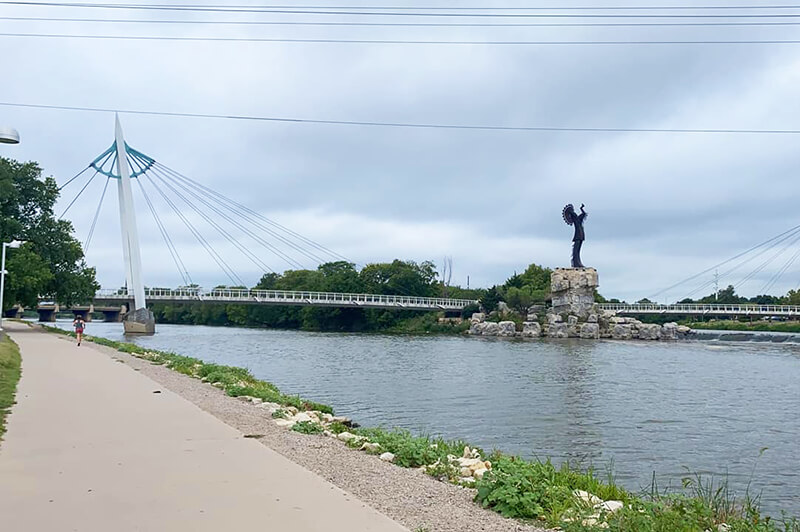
[0,127,20,144]
[0,240,25,331]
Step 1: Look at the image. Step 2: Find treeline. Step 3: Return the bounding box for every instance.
[637,285,800,306]
[1,157,98,311]
[150,260,484,332]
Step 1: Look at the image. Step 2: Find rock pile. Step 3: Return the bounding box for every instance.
[562,490,625,527]
[467,267,693,341]
[422,446,492,485]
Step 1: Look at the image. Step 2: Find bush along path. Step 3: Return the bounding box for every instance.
[0,332,22,440]
[47,327,799,532]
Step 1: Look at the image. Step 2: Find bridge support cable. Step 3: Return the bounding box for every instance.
[134,176,193,287]
[650,222,800,301]
[149,165,307,270]
[143,172,244,286]
[760,246,800,295]
[83,176,110,252]
[56,163,93,192]
[154,162,353,264]
[127,153,193,286]
[731,230,800,292]
[155,162,340,265]
[145,167,275,277]
[680,225,800,300]
[58,167,101,219]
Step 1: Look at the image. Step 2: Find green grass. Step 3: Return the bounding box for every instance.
[0,332,22,440]
[688,321,800,334]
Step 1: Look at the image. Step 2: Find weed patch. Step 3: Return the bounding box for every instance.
[0,333,22,440]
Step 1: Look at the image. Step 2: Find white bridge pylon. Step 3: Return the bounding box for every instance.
[114,115,147,314]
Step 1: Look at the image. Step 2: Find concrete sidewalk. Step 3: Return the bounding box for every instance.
[0,322,408,532]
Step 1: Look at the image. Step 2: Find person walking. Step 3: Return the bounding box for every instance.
[73,316,85,346]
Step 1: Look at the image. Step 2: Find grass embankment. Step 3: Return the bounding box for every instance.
[42,325,799,531]
[0,332,22,440]
[688,321,800,334]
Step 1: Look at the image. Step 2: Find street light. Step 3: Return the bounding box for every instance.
[0,240,25,331]
[0,127,20,144]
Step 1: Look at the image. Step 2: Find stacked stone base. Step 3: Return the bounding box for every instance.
[468,267,692,341]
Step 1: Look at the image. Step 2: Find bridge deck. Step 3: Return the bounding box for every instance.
[93,288,477,312]
[600,303,800,317]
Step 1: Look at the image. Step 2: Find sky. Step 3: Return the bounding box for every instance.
[2,1,800,302]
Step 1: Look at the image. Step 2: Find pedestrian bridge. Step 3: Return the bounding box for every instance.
[599,303,800,318]
[93,288,478,312]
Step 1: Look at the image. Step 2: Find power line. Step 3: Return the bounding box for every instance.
[9,3,800,11]
[4,101,800,135]
[6,2,800,18]
[10,15,800,27]
[5,31,800,44]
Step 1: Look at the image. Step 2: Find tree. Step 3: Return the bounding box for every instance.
[0,157,98,310]
[480,285,502,313]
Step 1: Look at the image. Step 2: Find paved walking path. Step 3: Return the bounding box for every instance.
[0,322,408,532]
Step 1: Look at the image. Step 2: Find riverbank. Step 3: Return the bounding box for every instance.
[0,331,21,439]
[41,324,799,531]
[689,321,800,334]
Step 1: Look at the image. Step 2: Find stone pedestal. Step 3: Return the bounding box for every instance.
[550,267,598,320]
[123,307,155,334]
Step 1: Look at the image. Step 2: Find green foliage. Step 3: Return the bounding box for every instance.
[271,408,289,419]
[0,333,22,440]
[292,421,324,434]
[476,455,628,523]
[480,285,503,313]
[687,321,800,334]
[152,258,450,332]
[0,157,99,309]
[351,427,478,469]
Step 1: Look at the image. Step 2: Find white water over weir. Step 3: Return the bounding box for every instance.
[94,288,477,312]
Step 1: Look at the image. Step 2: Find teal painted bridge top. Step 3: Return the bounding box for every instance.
[90,141,155,179]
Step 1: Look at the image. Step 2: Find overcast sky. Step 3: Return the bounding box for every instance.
[2,1,800,302]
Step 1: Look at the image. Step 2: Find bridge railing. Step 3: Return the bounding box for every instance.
[599,303,800,315]
[94,288,477,309]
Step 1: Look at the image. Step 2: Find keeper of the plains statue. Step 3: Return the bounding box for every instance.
[562,203,588,268]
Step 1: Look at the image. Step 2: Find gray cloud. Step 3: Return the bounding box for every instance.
[2,2,800,302]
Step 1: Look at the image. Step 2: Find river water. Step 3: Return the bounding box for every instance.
[50,320,800,517]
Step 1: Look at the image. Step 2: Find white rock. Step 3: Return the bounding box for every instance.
[470,312,486,324]
[521,321,542,338]
[574,490,603,506]
[459,458,483,468]
[250,397,263,404]
[336,431,357,442]
[379,452,395,463]
[274,419,296,428]
[360,442,381,453]
[462,446,472,459]
[497,321,517,337]
[459,476,476,485]
[473,467,488,479]
[580,322,600,339]
[598,500,624,513]
[460,466,472,477]
[237,395,253,402]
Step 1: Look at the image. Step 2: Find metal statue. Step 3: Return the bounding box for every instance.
[562,203,588,268]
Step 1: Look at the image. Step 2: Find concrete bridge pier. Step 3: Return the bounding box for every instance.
[3,305,24,319]
[70,305,94,322]
[36,304,59,322]
[98,305,125,322]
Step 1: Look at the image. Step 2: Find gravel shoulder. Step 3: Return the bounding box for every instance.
[78,334,548,532]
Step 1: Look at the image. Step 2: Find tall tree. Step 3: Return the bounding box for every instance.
[0,157,98,309]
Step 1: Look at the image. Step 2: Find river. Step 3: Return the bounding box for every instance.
[49,320,800,517]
